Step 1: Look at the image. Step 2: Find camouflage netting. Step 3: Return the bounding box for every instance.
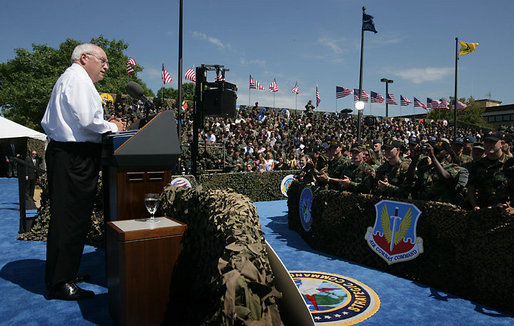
[199,171,295,202]
[287,181,514,314]
[161,185,283,325]
[17,176,105,247]
[17,171,293,243]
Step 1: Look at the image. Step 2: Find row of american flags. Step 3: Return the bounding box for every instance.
[336,86,467,110]
[126,58,467,111]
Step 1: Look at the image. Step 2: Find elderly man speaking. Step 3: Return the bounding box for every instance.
[41,43,125,300]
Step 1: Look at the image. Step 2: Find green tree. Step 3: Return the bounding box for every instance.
[0,35,152,131]
[426,96,491,129]
[156,82,195,104]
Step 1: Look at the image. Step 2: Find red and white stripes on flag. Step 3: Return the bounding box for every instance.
[249,75,264,90]
[316,86,321,107]
[386,93,398,105]
[400,95,412,106]
[414,97,427,110]
[353,89,369,102]
[291,82,299,94]
[161,64,173,84]
[185,66,196,82]
[215,73,225,81]
[127,58,137,75]
[269,79,278,93]
[457,101,468,109]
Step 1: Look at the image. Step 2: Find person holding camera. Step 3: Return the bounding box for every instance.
[409,140,466,204]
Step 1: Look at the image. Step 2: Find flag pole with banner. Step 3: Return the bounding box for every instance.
[453,38,478,138]
[358,6,377,143]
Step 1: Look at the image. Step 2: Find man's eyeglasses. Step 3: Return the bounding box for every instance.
[86,53,109,67]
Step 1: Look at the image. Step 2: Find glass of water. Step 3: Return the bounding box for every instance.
[144,193,160,223]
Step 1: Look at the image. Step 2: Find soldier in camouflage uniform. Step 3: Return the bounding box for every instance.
[451,138,473,164]
[468,135,510,210]
[373,139,385,166]
[410,142,464,204]
[318,141,351,189]
[338,145,376,194]
[374,140,412,198]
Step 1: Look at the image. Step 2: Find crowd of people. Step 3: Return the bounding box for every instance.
[106,98,514,212]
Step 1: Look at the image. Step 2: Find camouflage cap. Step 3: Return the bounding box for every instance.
[383,140,402,150]
[351,145,366,152]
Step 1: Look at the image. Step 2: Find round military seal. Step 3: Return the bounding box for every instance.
[290,271,380,325]
[280,174,295,197]
[171,177,192,189]
[299,187,313,231]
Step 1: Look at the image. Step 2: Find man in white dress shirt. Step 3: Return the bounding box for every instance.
[41,43,125,300]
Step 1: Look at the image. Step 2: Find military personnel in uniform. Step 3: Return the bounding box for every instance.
[374,140,412,198]
[373,139,384,166]
[338,145,376,194]
[467,135,510,210]
[318,141,350,189]
[451,138,473,164]
[410,142,464,204]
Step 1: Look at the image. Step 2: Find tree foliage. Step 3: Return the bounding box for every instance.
[426,96,491,130]
[0,35,152,131]
[156,82,195,104]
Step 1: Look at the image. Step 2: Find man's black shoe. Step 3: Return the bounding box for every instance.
[47,282,95,301]
[73,274,91,283]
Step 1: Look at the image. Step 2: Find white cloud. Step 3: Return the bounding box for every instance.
[192,31,226,49]
[240,58,266,67]
[393,67,453,84]
[318,36,344,55]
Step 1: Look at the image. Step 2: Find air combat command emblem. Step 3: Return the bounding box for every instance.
[365,200,424,265]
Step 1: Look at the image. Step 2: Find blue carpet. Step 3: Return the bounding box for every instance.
[255,200,514,325]
[0,177,512,325]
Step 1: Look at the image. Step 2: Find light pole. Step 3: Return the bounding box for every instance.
[355,101,365,143]
[380,78,393,117]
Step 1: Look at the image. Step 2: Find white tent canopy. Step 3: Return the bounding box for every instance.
[0,116,47,141]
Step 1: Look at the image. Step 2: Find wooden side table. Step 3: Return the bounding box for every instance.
[106,217,187,326]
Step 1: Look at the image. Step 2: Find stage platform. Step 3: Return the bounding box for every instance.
[0,178,512,325]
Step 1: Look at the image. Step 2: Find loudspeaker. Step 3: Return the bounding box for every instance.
[202,83,237,118]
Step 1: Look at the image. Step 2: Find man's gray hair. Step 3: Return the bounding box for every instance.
[70,43,98,64]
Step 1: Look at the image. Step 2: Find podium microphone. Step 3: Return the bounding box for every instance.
[126,81,154,108]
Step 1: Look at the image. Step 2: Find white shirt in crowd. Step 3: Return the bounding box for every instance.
[41,63,118,143]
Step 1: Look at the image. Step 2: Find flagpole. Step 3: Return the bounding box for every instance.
[453,37,459,139]
[177,0,183,140]
[357,6,366,143]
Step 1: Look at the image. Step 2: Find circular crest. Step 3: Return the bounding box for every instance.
[299,187,313,231]
[290,271,380,325]
[280,174,296,197]
[171,177,192,189]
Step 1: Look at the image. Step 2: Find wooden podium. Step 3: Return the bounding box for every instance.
[102,110,181,221]
[106,217,187,326]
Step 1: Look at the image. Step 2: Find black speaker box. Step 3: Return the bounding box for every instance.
[202,86,237,118]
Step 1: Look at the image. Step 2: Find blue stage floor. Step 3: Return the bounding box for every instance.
[0,177,512,325]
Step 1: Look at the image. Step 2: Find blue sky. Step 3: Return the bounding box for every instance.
[1,0,513,117]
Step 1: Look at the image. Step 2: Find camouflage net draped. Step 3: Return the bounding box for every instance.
[161,185,283,325]
[287,181,514,314]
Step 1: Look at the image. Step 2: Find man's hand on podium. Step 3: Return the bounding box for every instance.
[109,115,127,131]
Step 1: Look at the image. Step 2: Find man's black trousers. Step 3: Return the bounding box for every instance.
[45,141,101,288]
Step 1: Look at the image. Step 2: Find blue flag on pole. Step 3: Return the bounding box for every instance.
[363,13,378,33]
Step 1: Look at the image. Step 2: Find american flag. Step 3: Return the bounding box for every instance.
[354,89,369,102]
[161,64,173,84]
[431,98,441,108]
[457,101,468,109]
[336,86,353,98]
[215,73,225,81]
[371,91,384,103]
[269,79,278,93]
[400,95,412,106]
[414,97,427,110]
[316,85,321,107]
[291,82,299,94]
[386,93,398,105]
[439,99,450,109]
[426,98,434,109]
[127,58,137,75]
[185,66,196,82]
[250,75,264,90]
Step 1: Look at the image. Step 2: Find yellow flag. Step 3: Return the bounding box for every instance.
[459,41,479,56]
